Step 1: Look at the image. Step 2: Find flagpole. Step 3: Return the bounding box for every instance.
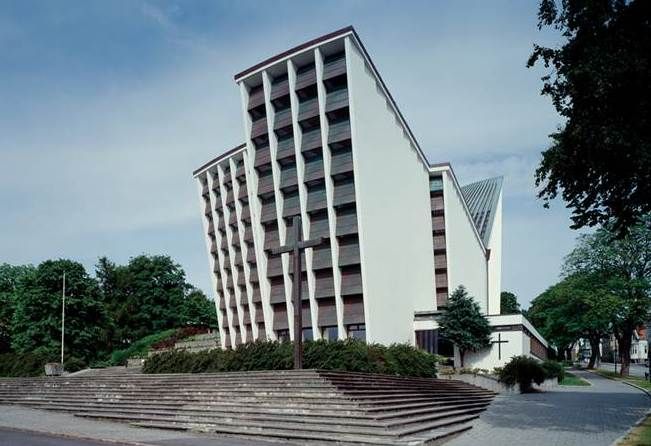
[61,272,65,366]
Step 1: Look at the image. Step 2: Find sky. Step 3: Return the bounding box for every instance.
[0,0,581,308]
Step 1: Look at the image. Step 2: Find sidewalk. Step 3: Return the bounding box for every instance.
[0,405,286,446]
[446,370,650,446]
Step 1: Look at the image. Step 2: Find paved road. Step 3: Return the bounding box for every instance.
[447,370,650,446]
[599,362,649,378]
[0,428,112,446]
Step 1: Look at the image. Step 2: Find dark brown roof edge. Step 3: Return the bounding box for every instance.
[234,26,355,82]
[192,143,247,177]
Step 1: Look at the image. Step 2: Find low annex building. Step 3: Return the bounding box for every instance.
[193,26,548,370]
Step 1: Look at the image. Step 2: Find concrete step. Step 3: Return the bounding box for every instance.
[0,393,492,416]
[20,400,488,430]
[0,370,494,445]
[367,397,494,414]
[8,401,371,419]
[0,378,490,393]
[129,413,478,445]
[0,397,364,413]
[0,388,491,401]
[130,420,473,446]
[76,410,479,439]
[0,396,485,413]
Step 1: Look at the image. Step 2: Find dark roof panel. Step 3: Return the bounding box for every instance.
[461,176,503,245]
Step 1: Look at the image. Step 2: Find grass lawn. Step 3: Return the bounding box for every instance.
[594,370,651,392]
[617,415,651,446]
[560,371,591,386]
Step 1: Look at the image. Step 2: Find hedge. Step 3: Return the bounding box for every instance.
[0,352,54,377]
[541,359,565,382]
[143,339,438,377]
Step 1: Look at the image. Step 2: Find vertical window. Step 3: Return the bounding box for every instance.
[347,324,366,341]
[429,176,443,192]
[302,328,313,341]
[321,326,338,341]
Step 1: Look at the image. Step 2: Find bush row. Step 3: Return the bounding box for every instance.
[150,326,209,351]
[0,352,53,377]
[143,339,438,377]
[0,352,90,377]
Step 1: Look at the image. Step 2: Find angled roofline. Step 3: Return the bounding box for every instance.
[233,26,432,169]
[192,143,246,177]
[234,26,355,82]
[346,29,432,170]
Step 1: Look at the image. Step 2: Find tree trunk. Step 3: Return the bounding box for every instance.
[618,330,633,376]
[587,336,600,369]
[459,350,465,368]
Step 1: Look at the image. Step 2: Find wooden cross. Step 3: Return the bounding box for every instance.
[271,215,324,369]
[492,333,509,360]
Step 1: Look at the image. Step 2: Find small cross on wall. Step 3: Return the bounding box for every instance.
[491,333,509,360]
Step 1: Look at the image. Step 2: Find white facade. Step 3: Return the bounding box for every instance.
[193,27,547,369]
[459,315,549,370]
[438,168,489,314]
[345,38,436,344]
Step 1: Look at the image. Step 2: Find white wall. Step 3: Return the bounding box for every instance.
[443,171,489,313]
[487,192,502,315]
[459,314,549,370]
[346,38,437,345]
[459,330,526,370]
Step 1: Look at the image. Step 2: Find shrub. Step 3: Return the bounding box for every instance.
[541,359,565,382]
[109,329,177,366]
[143,340,438,377]
[89,359,112,369]
[0,352,55,377]
[497,355,546,393]
[150,327,209,351]
[63,357,87,373]
[384,343,439,377]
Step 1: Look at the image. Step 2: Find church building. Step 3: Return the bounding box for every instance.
[193,26,548,370]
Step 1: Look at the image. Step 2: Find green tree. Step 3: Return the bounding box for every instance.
[500,291,521,315]
[439,286,492,367]
[528,0,651,234]
[0,264,34,353]
[562,217,651,375]
[11,259,110,363]
[180,288,218,328]
[96,255,187,345]
[527,283,578,361]
[527,273,617,367]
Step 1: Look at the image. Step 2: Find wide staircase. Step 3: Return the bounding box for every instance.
[0,370,495,445]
